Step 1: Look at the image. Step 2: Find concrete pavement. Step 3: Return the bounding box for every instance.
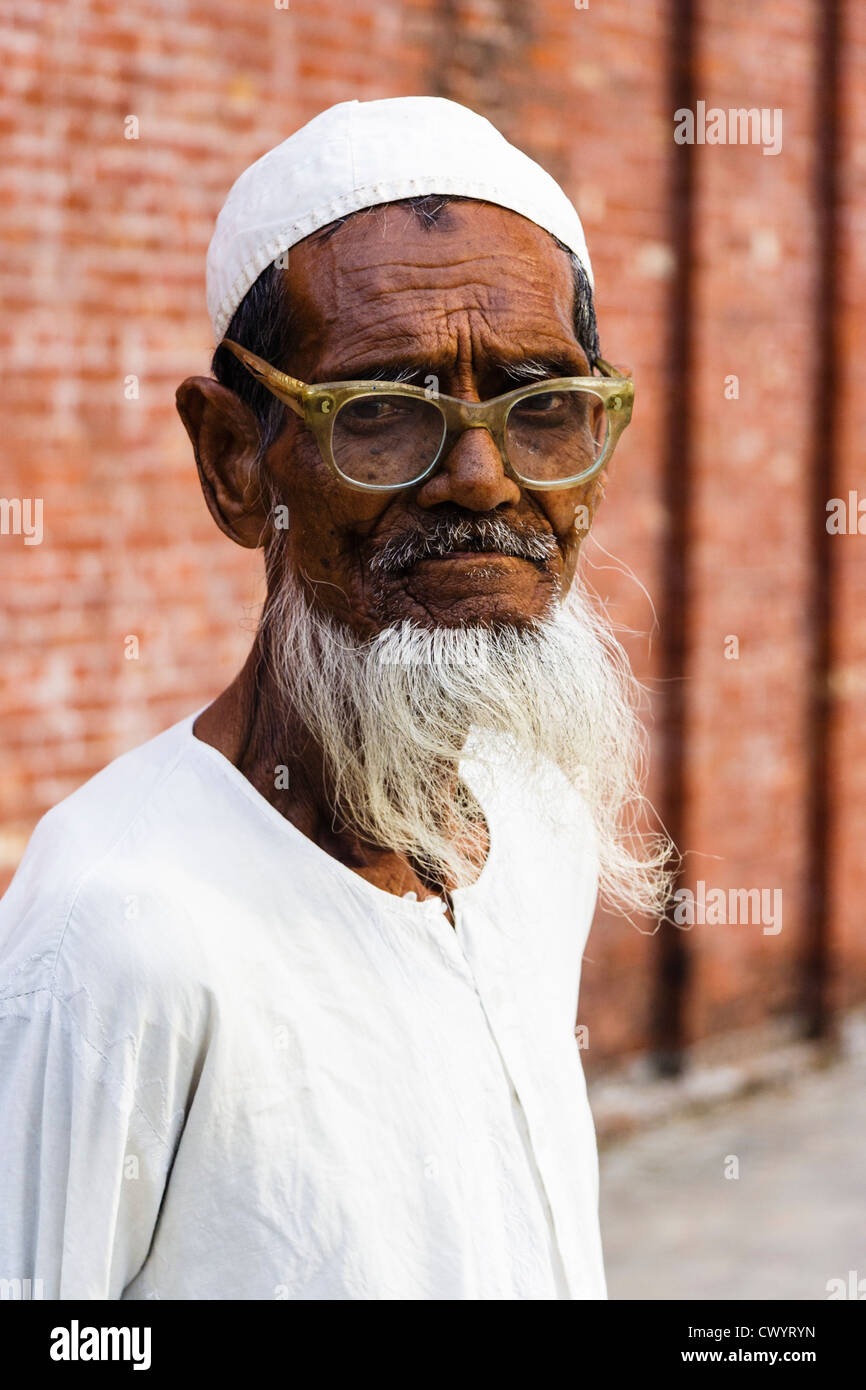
[596,1029,866,1300]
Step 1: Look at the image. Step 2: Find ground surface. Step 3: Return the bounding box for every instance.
[598,1046,866,1301]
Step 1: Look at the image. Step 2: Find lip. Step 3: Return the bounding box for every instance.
[413,550,530,565]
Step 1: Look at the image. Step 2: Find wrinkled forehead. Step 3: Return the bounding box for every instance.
[282,200,583,378]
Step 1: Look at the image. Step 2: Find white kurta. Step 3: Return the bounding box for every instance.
[0,711,606,1300]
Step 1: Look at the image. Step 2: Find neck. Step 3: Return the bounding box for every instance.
[192,640,479,903]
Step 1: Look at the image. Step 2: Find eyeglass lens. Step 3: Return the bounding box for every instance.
[330,387,608,487]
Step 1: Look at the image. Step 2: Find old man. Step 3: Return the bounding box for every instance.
[0,97,668,1300]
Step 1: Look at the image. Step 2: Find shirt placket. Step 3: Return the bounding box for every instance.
[449,898,592,1300]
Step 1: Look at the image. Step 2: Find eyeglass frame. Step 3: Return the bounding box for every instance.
[220,337,634,494]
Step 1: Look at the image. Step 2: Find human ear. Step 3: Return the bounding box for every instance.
[175,377,269,549]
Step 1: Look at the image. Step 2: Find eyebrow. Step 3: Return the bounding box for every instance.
[314,359,428,385]
[490,354,590,383]
[363,363,427,384]
[317,352,591,387]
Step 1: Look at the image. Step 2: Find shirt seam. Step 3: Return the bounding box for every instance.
[46,731,191,999]
[25,728,193,1151]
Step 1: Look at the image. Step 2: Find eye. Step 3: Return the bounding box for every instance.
[341,397,408,422]
[513,391,567,414]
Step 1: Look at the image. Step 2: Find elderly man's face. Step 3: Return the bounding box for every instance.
[188,202,607,636]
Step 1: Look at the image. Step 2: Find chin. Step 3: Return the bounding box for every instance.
[401,598,557,634]
[376,567,560,632]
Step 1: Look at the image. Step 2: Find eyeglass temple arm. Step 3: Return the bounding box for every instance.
[220,339,306,418]
[593,354,631,379]
[222,335,630,398]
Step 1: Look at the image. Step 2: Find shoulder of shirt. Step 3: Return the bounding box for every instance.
[0,715,218,1145]
[0,714,202,1011]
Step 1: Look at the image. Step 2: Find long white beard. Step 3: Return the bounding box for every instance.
[260,568,673,919]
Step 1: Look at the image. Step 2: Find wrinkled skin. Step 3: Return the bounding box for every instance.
[176,201,608,905]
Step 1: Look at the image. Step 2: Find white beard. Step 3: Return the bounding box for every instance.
[260,567,673,919]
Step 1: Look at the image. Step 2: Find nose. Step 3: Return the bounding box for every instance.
[414,424,521,512]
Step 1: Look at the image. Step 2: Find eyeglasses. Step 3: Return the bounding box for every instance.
[220,338,634,494]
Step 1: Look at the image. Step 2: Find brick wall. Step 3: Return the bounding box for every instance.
[1,0,863,1070]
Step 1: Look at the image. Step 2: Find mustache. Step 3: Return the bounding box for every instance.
[369,515,559,576]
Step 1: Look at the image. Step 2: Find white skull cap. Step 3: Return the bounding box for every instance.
[206,96,593,343]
